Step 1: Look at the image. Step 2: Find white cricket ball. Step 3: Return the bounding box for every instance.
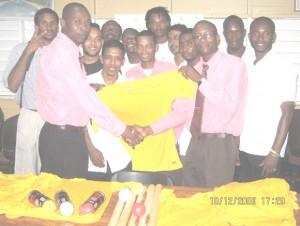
[118,188,132,202]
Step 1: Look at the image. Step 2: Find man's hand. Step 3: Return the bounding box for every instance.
[89,147,105,167]
[89,83,105,91]
[133,125,153,138]
[259,154,279,177]
[178,65,201,83]
[26,27,48,53]
[121,126,145,148]
[85,130,105,167]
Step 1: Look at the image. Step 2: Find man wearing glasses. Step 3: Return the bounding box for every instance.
[180,20,248,188]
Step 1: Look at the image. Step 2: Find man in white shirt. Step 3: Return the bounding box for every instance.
[167,24,187,66]
[145,6,174,63]
[239,17,297,181]
[86,39,130,181]
[121,28,140,75]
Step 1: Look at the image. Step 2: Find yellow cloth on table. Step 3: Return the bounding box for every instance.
[1,174,298,225]
[92,70,197,171]
[0,172,125,224]
[158,178,299,226]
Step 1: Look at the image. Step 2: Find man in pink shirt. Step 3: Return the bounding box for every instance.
[125,30,177,79]
[37,3,143,179]
[180,20,248,188]
[127,30,194,185]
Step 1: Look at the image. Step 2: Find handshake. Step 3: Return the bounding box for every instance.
[121,125,153,148]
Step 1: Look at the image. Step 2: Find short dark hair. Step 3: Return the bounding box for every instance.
[193,20,218,35]
[102,20,122,33]
[179,28,193,38]
[223,15,245,30]
[90,22,100,30]
[145,6,171,30]
[250,16,275,33]
[101,39,125,58]
[34,8,59,26]
[62,2,89,20]
[136,30,157,44]
[168,24,188,34]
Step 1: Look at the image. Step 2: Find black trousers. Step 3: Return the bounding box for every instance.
[183,134,236,188]
[239,151,281,182]
[39,123,89,179]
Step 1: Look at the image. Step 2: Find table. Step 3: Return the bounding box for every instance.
[0,186,299,226]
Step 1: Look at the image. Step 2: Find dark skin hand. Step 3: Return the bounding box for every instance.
[89,83,105,91]
[85,130,105,167]
[121,126,145,148]
[178,65,202,83]
[259,101,294,177]
[88,84,145,148]
[8,27,48,92]
[133,125,153,138]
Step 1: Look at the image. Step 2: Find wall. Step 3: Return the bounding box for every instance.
[54,0,300,18]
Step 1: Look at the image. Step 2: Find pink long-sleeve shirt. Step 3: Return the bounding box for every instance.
[37,32,126,136]
[195,50,248,136]
[125,59,194,142]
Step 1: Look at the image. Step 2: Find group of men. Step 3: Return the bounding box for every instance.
[2,3,297,188]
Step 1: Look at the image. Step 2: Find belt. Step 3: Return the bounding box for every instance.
[197,133,230,139]
[46,122,86,132]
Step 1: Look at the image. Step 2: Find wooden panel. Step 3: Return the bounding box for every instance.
[114,13,203,31]
[0,99,19,120]
[252,0,300,18]
[172,0,249,18]
[54,0,94,18]
[94,0,171,19]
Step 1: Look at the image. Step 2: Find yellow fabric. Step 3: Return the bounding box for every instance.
[0,174,298,225]
[158,178,299,226]
[92,70,197,171]
[0,172,125,224]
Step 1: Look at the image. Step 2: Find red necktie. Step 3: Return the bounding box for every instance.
[190,64,209,136]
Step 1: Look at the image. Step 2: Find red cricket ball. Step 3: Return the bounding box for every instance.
[132,202,146,217]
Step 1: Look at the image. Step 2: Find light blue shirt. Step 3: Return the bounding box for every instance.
[3,42,43,109]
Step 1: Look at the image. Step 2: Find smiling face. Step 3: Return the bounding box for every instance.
[122,28,138,54]
[193,21,220,62]
[61,6,91,45]
[82,27,103,57]
[249,19,276,58]
[136,35,158,64]
[101,47,124,77]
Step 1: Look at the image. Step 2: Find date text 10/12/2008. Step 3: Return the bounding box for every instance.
[209,196,286,206]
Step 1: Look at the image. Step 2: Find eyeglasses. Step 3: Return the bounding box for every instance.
[193,32,215,40]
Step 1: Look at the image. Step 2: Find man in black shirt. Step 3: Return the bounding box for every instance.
[82,23,103,76]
